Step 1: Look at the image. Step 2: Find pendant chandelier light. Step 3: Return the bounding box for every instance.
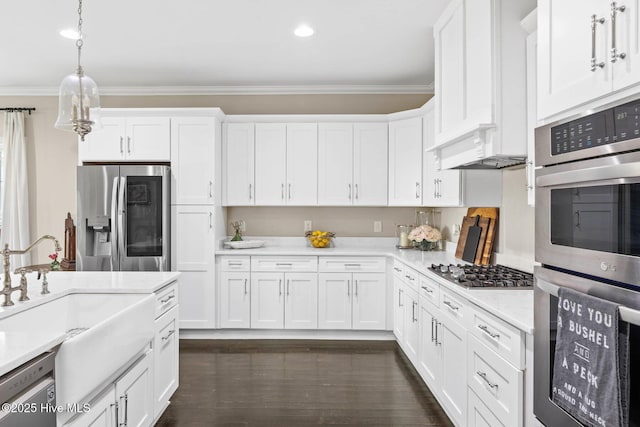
[55,0,100,141]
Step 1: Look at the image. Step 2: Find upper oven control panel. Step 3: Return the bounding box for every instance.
[551,99,640,156]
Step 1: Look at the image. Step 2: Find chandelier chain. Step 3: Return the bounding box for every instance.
[76,0,84,71]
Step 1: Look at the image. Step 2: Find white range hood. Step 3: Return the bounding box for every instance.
[425,123,527,170]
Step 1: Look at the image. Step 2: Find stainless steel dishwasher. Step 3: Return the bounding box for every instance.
[0,351,56,427]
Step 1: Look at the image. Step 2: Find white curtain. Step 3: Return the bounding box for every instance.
[1,112,30,267]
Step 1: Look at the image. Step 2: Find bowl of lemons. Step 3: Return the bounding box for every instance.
[305,230,335,248]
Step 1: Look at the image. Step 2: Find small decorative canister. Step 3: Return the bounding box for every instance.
[396,224,414,249]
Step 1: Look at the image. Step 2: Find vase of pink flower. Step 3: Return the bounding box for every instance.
[408,224,441,251]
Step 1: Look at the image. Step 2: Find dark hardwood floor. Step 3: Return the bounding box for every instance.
[155,339,454,427]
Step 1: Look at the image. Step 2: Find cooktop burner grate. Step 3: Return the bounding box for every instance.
[429,264,534,289]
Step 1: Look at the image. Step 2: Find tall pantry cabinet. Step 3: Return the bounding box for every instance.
[170,111,224,329]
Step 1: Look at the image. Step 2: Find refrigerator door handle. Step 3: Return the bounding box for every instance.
[118,176,127,268]
[110,177,119,271]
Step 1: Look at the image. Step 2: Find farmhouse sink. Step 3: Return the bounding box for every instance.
[1,292,155,406]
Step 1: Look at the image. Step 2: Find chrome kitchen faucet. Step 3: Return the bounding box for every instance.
[1,235,62,306]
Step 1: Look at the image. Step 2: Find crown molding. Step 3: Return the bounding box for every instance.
[0,84,434,97]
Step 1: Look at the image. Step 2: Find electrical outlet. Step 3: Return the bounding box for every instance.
[374,221,382,233]
[239,220,246,232]
[304,220,313,232]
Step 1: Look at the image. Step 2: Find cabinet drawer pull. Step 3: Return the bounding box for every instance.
[435,320,441,345]
[228,262,244,267]
[404,274,415,281]
[431,317,436,342]
[244,278,248,295]
[209,212,213,229]
[398,289,403,307]
[160,294,175,304]
[276,263,293,266]
[209,181,213,198]
[355,280,358,296]
[279,279,282,296]
[119,137,124,154]
[412,301,417,322]
[126,136,131,154]
[348,184,352,200]
[421,285,433,294]
[415,182,420,199]
[393,267,402,272]
[286,279,290,296]
[355,183,359,200]
[344,263,361,267]
[281,183,285,200]
[347,280,351,297]
[477,371,499,389]
[443,300,459,311]
[590,14,606,71]
[478,324,500,339]
[162,329,176,341]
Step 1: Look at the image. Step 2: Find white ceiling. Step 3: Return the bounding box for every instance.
[0,0,450,95]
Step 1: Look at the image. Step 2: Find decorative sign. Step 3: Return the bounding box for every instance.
[552,288,628,427]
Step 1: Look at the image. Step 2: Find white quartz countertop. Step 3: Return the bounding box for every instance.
[216,237,534,334]
[0,271,180,376]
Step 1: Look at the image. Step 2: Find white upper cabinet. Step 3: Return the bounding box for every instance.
[254,123,287,205]
[318,122,388,206]
[318,123,354,205]
[170,116,216,205]
[353,123,388,206]
[223,122,255,206]
[286,124,318,205]
[254,123,318,205]
[388,117,423,206]
[538,0,640,120]
[431,0,533,169]
[80,116,170,163]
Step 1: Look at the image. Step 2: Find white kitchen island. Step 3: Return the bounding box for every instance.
[0,271,180,427]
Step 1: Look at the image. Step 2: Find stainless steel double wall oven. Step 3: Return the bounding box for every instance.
[534,95,640,426]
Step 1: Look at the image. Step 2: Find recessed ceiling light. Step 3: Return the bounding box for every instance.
[59,28,80,40]
[294,24,314,38]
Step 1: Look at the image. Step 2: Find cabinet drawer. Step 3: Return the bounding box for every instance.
[220,256,251,271]
[419,275,439,308]
[251,256,317,272]
[468,304,524,369]
[439,288,466,325]
[155,282,178,318]
[392,260,405,278]
[468,387,506,427]
[467,335,523,427]
[319,257,385,272]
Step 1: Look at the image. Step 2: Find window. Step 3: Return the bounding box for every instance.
[0,136,4,228]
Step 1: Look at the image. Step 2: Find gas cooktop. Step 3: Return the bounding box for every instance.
[429,264,534,289]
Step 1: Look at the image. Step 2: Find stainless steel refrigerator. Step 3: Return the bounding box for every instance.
[77,165,170,271]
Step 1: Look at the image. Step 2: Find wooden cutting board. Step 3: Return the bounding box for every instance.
[455,215,490,264]
[467,207,498,265]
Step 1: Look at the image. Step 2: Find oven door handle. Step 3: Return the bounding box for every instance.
[537,279,640,326]
[536,161,640,187]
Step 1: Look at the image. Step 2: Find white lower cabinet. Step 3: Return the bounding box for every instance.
[65,351,154,427]
[391,260,532,427]
[251,272,318,329]
[65,389,114,427]
[318,257,386,330]
[220,271,251,328]
[171,205,215,329]
[154,305,179,419]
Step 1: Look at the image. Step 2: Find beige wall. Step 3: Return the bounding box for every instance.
[0,93,429,262]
